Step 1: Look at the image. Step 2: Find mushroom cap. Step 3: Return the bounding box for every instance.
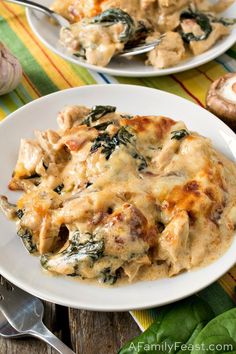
[206,72,236,131]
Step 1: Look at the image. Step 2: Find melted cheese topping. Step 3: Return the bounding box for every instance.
[52,0,234,68]
[1,105,236,285]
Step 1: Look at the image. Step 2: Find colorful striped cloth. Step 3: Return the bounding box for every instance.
[0,2,236,332]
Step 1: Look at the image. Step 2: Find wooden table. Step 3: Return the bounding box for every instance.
[0,301,140,353]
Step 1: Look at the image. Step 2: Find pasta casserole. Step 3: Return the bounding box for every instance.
[1,105,236,285]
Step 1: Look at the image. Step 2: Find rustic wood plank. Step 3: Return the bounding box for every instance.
[69,309,140,354]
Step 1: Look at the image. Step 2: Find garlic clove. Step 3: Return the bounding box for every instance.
[0,42,22,96]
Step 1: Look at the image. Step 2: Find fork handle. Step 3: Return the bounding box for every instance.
[3,0,54,16]
[29,322,75,354]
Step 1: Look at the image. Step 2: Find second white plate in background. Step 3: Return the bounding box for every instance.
[26,0,236,77]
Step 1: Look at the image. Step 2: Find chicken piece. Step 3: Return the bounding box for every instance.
[16,188,62,252]
[57,105,90,131]
[11,139,44,179]
[52,0,148,23]
[158,0,189,14]
[97,203,151,261]
[187,23,229,56]
[0,196,17,219]
[152,121,187,171]
[51,0,101,22]
[18,188,62,212]
[60,21,125,67]
[227,205,236,231]
[34,130,61,163]
[51,0,78,22]
[38,213,60,254]
[8,178,39,192]
[152,139,180,171]
[35,130,70,169]
[59,125,97,153]
[158,0,178,7]
[157,11,181,32]
[181,18,206,38]
[146,31,185,68]
[140,0,156,10]
[157,210,190,275]
[123,254,151,281]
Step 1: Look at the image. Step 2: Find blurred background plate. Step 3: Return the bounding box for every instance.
[26,0,236,77]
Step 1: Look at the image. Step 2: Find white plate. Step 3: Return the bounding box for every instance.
[26,0,236,77]
[0,85,236,311]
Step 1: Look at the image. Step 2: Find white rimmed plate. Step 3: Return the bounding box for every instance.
[0,84,236,311]
[26,0,236,77]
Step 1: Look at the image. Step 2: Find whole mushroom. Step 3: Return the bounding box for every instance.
[206,73,236,131]
[0,42,22,96]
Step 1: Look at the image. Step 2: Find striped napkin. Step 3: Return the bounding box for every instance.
[0,2,235,332]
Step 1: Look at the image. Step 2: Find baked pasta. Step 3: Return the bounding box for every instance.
[51,0,235,68]
[1,105,236,285]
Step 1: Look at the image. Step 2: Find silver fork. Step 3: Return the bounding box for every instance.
[0,311,27,338]
[3,0,163,57]
[0,278,75,354]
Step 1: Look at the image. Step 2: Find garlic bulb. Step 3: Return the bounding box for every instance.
[0,42,22,96]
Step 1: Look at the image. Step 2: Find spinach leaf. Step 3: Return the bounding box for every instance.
[93,121,113,131]
[210,16,236,26]
[171,129,189,140]
[66,233,104,260]
[90,127,147,169]
[192,308,236,354]
[54,183,64,194]
[119,296,214,354]
[41,232,104,274]
[99,267,120,285]
[125,21,150,48]
[90,132,111,154]
[16,209,24,219]
[156,221,165,233]
[17,228,36,254]
[120,114,133,119]
[120,128,133,145]
[131,151,148,171]
[180,8,212,43]
[91,8,135,42]
[90,127,133,160]
[82,105,116,126]
[116,126,134,145]
[74,48,86,60]
[43,161,48,170]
